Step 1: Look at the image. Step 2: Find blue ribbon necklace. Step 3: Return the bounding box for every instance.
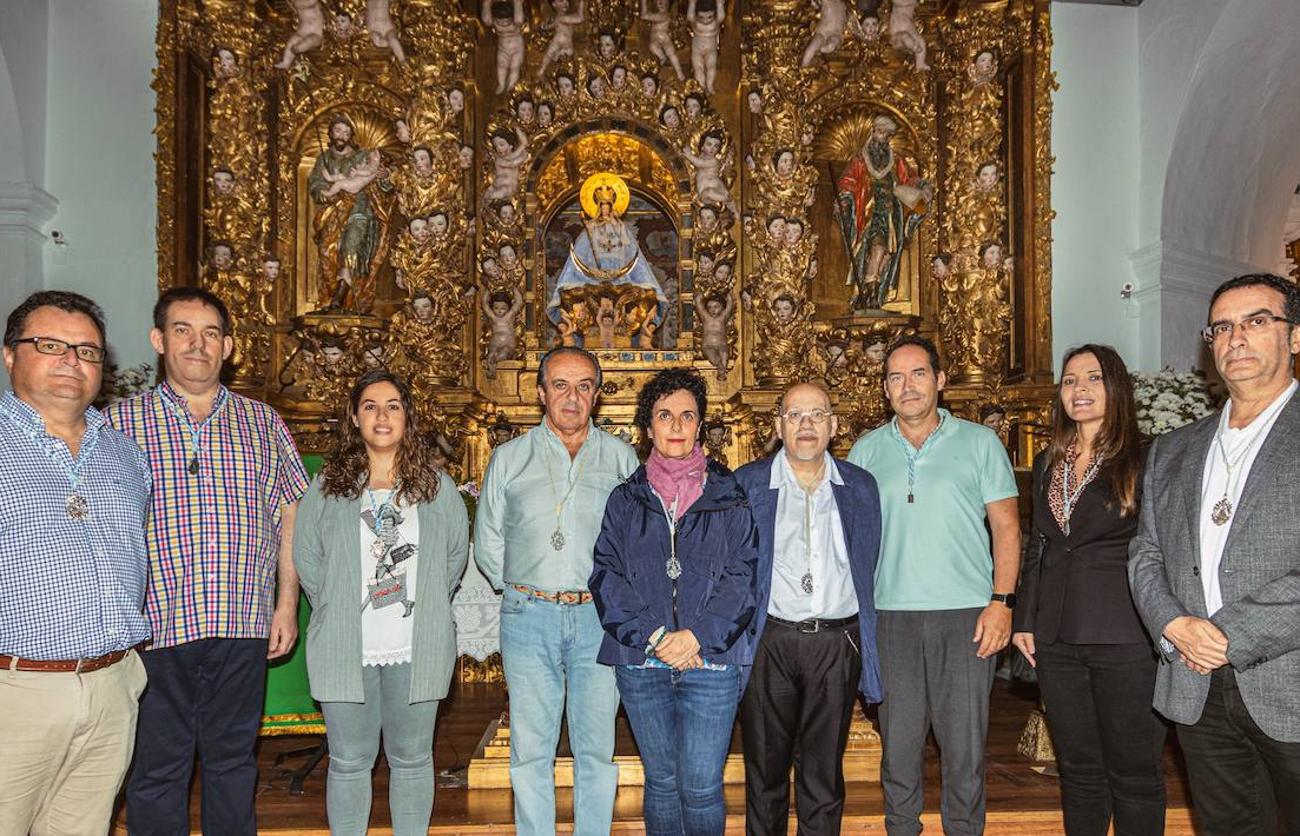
[2,405,100,520]
[161,385,228,475]
[892,413,945,504]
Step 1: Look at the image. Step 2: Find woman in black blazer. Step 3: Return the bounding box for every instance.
[1011,344,1167,836]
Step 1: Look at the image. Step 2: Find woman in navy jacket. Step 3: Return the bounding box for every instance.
[590,367,758,836]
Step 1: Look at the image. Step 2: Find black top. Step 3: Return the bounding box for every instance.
[1013,450,1152,646]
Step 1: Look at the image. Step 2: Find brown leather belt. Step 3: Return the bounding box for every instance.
[0,647,134,673]
[511,584,593,606]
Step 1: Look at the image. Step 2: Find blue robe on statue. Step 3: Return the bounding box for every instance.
[547,217,668,346]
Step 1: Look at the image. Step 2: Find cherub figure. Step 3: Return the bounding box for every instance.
[888,0,929,71]
[980,241,1003,271]
[481,286,524,378]
[538,0,585,78]
[482,0,526,95]
[557,301,592,346]
[212,47,240,80]
[801,0,848,68]
[483,126,529,201]
[682,129,736,213]
[593,294,621,348]
[641,0,686,80]
[968,48,996,85]
[686,0,724,95]
[697,293,734,379]
[319,149,384,197]
[850,13,880,42]
[771,293,798,326]
[276,0,325,69]
[366,0,407,63]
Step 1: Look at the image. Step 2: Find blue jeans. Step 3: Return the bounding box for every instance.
[319,663,440,836]
[615,665,741,836]
[499,588,620,836]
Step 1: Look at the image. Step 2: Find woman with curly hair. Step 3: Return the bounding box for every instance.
[590,367,758,835]
[293,369,468,835]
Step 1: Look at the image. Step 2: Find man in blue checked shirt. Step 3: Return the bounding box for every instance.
[0,291,153,835]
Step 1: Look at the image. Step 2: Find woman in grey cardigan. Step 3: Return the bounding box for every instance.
[294,369,469,835]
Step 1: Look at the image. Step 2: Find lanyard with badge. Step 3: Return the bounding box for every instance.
[161,387,228,475]
[892,413,944,504]
[5,408,100,521]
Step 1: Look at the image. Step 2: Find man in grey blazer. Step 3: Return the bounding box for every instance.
[1129,272,1300,835]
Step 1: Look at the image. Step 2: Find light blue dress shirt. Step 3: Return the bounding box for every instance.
[475,420,638,593]
[0,391,153,659]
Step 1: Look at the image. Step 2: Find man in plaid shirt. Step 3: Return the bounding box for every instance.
[105,287,309,835]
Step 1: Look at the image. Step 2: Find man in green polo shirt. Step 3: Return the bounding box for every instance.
[848,335,1020,836]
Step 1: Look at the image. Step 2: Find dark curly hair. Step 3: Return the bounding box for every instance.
[319,369,441,505]
[634,368,708,443]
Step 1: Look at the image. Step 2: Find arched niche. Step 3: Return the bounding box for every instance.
[519,121,696,350]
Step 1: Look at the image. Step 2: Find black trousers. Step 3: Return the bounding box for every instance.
[126,638,268,836]
[1034,640,1167,836]
[1176,666,1300,836]
[741,617,862,836]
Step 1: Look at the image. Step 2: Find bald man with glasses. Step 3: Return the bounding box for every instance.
[735,382,884,836]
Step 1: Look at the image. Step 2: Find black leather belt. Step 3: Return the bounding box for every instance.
[767,614,858,633]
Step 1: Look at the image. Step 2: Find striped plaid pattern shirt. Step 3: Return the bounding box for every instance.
[104,382,309,649]
[0,391,153,659]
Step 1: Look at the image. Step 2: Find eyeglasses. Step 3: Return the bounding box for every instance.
[781,408,832,425]
[1200,313,1293,344]
[10,336,106,364]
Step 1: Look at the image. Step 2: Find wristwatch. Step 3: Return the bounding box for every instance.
[991,592,1017,609]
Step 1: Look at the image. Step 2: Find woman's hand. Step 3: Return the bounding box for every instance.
[1011,631,1036,668]
[654,629,701,669]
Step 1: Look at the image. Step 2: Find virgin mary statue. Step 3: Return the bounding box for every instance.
[546,173,668,345]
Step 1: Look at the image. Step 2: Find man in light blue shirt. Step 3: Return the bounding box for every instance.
[0,291,152,835]
[849,336,1020,836]
[475,347,638,835]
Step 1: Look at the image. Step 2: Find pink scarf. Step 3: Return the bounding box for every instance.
[646,444,707,517]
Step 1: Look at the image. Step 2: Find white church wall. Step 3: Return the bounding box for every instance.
[1049,3,1141,373]
[1133,0,1300,372]
[0,1,55,391]
[42,0,159,372]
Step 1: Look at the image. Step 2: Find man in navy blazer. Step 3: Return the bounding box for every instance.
[735,382,883,836]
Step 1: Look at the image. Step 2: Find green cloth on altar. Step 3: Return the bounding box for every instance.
[261,453,324,735]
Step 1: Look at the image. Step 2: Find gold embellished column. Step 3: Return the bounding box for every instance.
[203,0,274,386]
[939,5,1011,387]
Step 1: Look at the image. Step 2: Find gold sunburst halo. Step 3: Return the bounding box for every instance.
[579,171,632,219]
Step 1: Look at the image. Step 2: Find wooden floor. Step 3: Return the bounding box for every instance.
[112,677,1198,834]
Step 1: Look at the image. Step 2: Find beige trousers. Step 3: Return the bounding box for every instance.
[0,651,147,836]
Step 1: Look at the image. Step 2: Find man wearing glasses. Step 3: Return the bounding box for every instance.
[848,335,1020,836]
[734,382,883,835]
[0,291,153,833]
[1130,273,1300,835]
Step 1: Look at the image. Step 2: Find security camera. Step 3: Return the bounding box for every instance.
[50,229,66,245]
[1120,282,1134,300]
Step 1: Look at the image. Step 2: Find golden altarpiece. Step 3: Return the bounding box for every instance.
[156,0,1058,471]
[156,0,1059,783]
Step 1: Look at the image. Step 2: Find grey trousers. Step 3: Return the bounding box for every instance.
[877,608,995,836]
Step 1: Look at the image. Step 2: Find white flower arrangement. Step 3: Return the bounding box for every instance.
[1132,368,1221,437]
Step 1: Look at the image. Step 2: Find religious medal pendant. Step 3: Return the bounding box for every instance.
[550,528,566,551]
[666,556,682,580]
[800,571,814,595]
[187,456,200,475]
[66,493,89,521]
[1210,496,1233,526]
[370,538,387,560]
